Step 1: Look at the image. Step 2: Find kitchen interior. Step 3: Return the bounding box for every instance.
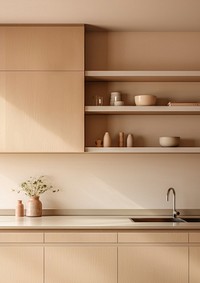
[0,0,200,282]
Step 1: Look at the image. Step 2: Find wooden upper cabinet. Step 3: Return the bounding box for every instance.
[0,25,84,70]
[0,71,84,152]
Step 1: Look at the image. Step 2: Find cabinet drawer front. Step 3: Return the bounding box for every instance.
[118,232,188,243]
[45,232,117,243]
[0,26,84,70]
[0,232,43,243]
[189,233,200,242]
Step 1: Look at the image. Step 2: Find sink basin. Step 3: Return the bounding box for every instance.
[130,217,186,223]
[181,218,200,222]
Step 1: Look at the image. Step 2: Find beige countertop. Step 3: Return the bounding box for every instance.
[0,215,200,230]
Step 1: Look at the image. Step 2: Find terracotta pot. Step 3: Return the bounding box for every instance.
[26,196,42,217]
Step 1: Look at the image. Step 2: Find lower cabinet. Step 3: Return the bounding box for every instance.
[2,230,200,283]
[118,232,188,283]
[45,246,117,283]
[118,246,188,283]
[0,232,43,283]
[44,232,117,283]
[189,233,200,283]
[0,246,43,283]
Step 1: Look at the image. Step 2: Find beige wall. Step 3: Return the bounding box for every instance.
[0,154,200,210]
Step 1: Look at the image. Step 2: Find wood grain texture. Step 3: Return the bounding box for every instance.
[0,232,43,243]
[190,247,200,283]
[118,232,188,243]
[189,233,200,242]
[0,26,84,70]
[0,71,84,152]
[0,246,43,283]
[45,232,117,243]
[118,246,188,283]
[45,246,117,283]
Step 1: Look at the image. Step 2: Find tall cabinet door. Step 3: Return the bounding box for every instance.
[0,25,84,152]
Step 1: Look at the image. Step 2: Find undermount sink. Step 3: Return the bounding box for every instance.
[130,217,186,223]
[181,218,200,222]
[130,217,200,223]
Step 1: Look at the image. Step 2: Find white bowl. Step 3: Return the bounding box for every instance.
[159,136,180,147]
[135,95,157,106]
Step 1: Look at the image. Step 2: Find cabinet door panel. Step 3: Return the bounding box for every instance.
[0,246,43,283]
[0,26,84,70]
[45,246,117,283]
[0,71,84,152]
[118,246,188,283]
[190,247,200,283]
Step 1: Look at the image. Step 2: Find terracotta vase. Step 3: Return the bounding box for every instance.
[15,200,24,217]
[26,196,42,217]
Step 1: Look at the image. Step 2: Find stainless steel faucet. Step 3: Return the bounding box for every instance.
[166,187,180,218]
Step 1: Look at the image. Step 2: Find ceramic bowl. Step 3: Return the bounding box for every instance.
[159,136,180,147]
[135,95,157,106]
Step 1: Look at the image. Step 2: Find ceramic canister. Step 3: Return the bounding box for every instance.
[127,134,134,147]
[103,132,111,147]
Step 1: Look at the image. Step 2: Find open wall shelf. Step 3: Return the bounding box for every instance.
[85,71,200,82]
[85,147,200,154]
[85,106,200,115]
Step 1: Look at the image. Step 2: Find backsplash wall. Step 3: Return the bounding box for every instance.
[0,154,199,210]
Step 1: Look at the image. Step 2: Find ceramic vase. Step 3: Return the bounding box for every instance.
[127,134,134,147]
[26,196,42,217]
[119,132,125,147]
[15,200,24,217]
[103,132,111,147]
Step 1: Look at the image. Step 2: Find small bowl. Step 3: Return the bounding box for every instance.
[135,95,157,106]
[159,136,180,147]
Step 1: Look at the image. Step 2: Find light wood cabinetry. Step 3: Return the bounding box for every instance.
[118,232,188,283]
[0,71,84,152]
[189,233,200,283]
[45,232,117,283]
[119,246,188,283]
[0,232,43,283]
[85,31,200,153]
[0,25,84,70]
[0,25,84,152]
[2,229,200,283]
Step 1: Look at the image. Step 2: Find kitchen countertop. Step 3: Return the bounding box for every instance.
[0,215,200,230]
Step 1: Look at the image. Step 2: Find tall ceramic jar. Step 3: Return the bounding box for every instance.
[26,196,42,217]
[127,134,134,147]
[103,132,111,147]
[15,200,24,217]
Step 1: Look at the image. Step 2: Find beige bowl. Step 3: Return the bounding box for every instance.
[135,95,157,106]
[159,136,180,147]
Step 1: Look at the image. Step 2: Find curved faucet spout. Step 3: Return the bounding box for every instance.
[166,187,180,218]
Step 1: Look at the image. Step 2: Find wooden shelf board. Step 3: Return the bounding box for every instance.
[85,147,200,153]
[85,106,200,115]
[85,71,200,82]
